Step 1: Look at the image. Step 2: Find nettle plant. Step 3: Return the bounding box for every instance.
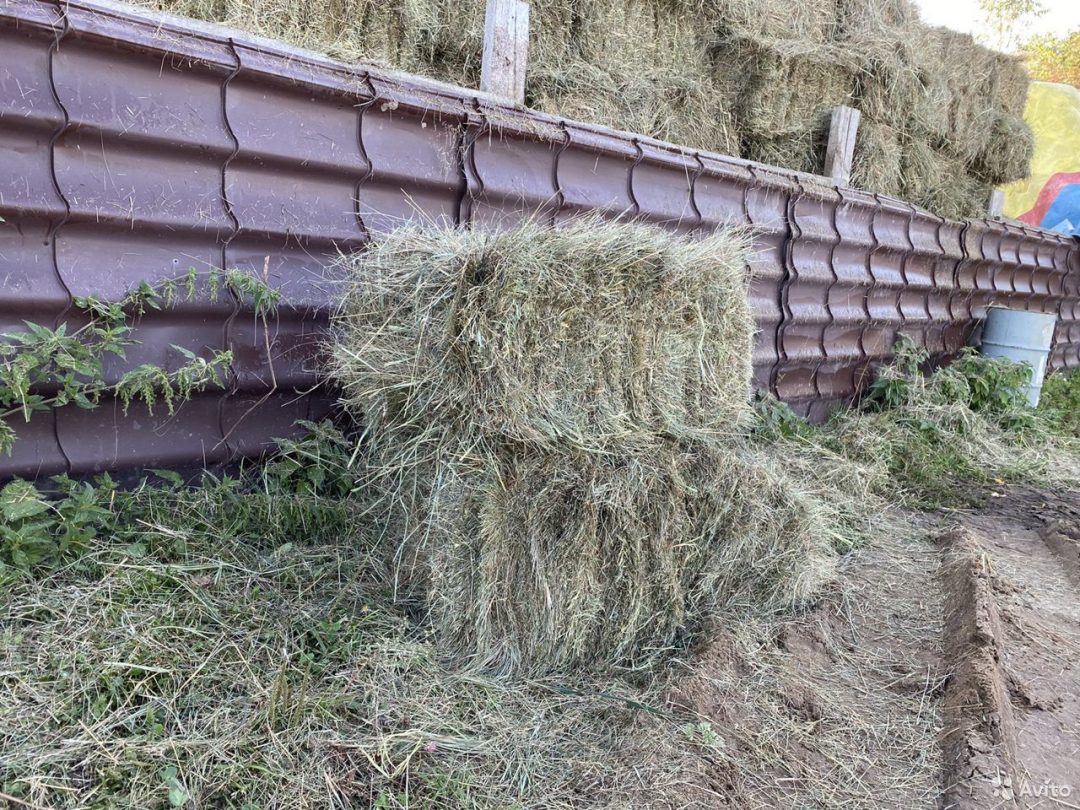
[0,269,283,571]
[0,268,280,456]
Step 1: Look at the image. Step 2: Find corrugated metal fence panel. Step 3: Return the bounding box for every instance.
[51,2,238,474]
[1,0,1079,479]
[1057,243,1080,370]
[0,2,70,478]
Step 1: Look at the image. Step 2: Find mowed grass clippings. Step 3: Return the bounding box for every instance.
[823,346,1080,505]
[0,528,730,809]
[331,220,842,675]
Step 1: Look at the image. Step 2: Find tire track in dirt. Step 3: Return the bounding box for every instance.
[939,490,1080,808]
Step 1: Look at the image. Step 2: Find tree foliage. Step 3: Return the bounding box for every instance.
[1023,30,1080,88]
[978,0,1046,51]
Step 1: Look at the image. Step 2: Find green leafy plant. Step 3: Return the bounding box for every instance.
[865,339,1034,430]
[1039,368,1080,438]
[750,392,816,442]
[159,765,190,808]
[1023,30,1080,89]
[0,268,281,455]
[0,478,113,569]
[829,337,1072,505]
[0,419,355,576]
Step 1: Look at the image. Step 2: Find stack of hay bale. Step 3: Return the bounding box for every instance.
[330,221,834,673]
[142,0,1034,219]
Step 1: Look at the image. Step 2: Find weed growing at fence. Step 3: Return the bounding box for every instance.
[1039,367,1080,439]
[0,419,354,578]
[766,340,1080,506]
[0,269,280,456]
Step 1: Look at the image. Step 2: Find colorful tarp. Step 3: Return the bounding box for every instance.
[1003,81,1080,235]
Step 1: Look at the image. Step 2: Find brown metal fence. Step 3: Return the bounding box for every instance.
[2,0,1079,479]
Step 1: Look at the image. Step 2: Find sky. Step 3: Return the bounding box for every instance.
[912,0,1080,48]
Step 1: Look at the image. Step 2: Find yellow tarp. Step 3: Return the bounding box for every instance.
[1002,81,1080,235]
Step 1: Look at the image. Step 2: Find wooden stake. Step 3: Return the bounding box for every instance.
[987,189,1005,218]
[824,105,861,186]
[480,0,530,104]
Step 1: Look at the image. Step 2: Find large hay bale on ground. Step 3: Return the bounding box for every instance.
[332,220,754,454]
[331,221,836,673]
[375,435,832,673]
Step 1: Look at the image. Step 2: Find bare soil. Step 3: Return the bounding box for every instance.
[660,487,1080,808]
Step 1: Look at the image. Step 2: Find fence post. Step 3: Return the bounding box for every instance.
[480,0,530,104]
[824,105,861,186]
[987,189,1005,218]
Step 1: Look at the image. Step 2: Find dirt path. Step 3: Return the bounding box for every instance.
[664,519,946,808]
[942,490,1080,808]
[662,488,1080,808]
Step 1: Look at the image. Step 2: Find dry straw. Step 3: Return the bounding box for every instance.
[139,0,1033,220]
[331,220,837,674]
[332,220,754,453]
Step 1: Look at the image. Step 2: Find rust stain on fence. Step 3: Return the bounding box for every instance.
[1,0,1078,478]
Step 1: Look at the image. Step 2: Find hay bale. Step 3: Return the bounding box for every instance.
[331,220,839,673]
[716,36,857,138]
[852,35,945,135]
[852,119,904,197]
[902,147,991,219]
[381,436,832,673]
[835,0,919,37]
[710,0,840,41]
[898,136,942,204]
[916,27,1003,162]
[991,52,1030,114]
[332,220,754,455]
[746,130,824,175]
[970,112,1034,186]
[529,62,741,155]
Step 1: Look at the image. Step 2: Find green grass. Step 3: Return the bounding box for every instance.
[1039,366,1080,439]
[752,343,1080,508]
